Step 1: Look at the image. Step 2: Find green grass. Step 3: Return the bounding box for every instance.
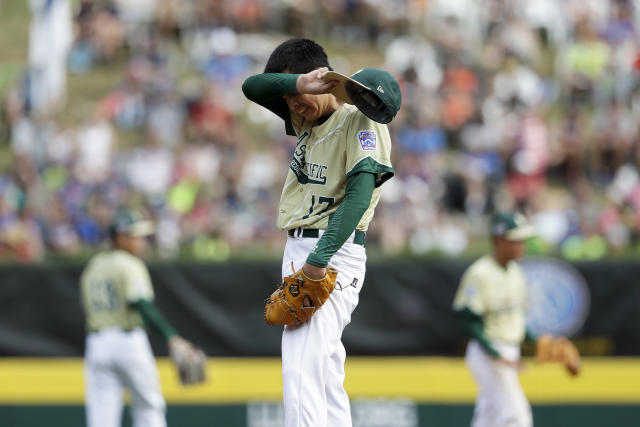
[0,0,30,96]
[0,0,136,147]
[61,59,124,120]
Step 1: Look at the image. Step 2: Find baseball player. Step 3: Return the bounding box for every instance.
[452,212,536,427]
[80,209,193,427]
[242,38,401,427]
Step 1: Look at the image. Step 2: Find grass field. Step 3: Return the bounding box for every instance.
[0,0,30,97]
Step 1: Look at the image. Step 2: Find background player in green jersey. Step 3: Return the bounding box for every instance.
[80,209,197,427]
[242,38,401,427]
[453,212,536,427]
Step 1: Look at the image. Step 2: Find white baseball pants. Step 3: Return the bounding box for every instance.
[280,231,367,427]
[84,328,167,427]
[466,339,533,427]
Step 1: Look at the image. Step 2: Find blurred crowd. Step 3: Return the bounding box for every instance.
[2,0,640,263]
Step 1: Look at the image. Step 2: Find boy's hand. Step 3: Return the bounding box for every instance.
[302,263,327,280]
[296,67,337,95]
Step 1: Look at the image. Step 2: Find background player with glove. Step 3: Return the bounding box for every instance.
[453,212,580,427]
[242,38,400,427]
[80,209,205,427]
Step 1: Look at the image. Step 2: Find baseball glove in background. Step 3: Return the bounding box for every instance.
[264,263,337,326]
[169,337,207,386]
[536,334,581,376]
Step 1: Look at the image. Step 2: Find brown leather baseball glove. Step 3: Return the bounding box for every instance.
[536,334,581,376]
[264,264,337,326]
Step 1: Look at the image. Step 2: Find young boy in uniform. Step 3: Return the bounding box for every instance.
[80,209,198,427]
[453,212,536,427]
[242,38,401,427]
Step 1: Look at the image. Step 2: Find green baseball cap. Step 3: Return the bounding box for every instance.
[111,209,154,237]
[490,212,535,241]
[324,68,402,124]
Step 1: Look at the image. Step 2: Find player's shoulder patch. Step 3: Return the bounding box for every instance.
[357,130,377,151]
[464,285,479,299]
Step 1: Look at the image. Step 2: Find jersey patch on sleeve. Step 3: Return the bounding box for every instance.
[465,286,478,298]
[357,130,377,151]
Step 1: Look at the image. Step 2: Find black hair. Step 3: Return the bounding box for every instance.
[264,38,332,74]
[107,225,119,244]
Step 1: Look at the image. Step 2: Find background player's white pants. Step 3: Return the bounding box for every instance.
[84,328,167,427]
[466,339,533,427]
[281,232,366,427]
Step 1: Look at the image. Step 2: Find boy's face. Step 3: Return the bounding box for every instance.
[494,237,526,262]
[283,92,335,121]
[116,233,148,257]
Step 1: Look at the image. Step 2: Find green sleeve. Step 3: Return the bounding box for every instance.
[241,73,300,136]
[132,299,178,340]
[306,172,375,267]
[455,307,500,358]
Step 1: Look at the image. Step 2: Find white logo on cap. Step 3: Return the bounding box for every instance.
[494,223,507,235]
[377,85,384,93]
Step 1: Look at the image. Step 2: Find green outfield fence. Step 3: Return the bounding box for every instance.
[3,404,640,427]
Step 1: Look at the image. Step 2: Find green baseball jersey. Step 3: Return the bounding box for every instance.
[80,250,155,332]
[278,104,393,231]
[453,255,528,344]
